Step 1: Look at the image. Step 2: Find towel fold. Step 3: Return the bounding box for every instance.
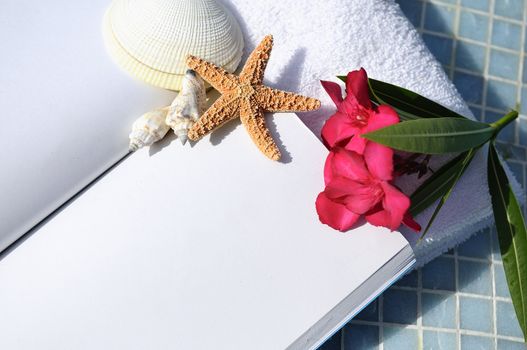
[224,0,523,265]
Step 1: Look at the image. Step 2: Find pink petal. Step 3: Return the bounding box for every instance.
[363,142,394,181]
[344,134,368,155]
[346,68,371,109]
[365,182,410,231]
[325,148,370,183]
[320,80,344,107]
[324,176,358,200]
[343,183,381,214]
[321,112,358,149]
[316,192,360,232]
[366,105,399,133]
[324,177,379,214]
[338,96,360,116]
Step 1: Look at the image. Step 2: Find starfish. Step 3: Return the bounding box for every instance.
[186,35,321,161]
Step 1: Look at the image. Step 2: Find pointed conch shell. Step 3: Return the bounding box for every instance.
[129,107,170,151]
[165,70,206,145]
[102,0,244,91]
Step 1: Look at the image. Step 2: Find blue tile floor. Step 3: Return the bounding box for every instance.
[319,0,527,349]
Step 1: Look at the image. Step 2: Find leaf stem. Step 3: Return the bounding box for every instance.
[491,110,519,135]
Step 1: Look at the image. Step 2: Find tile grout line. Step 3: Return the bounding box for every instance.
[349,319,526,342]
[447,0,461,82]
[389,285,511,301]
[481,0,494,125]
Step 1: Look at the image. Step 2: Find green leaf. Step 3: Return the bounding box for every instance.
[417,148,478,241]
[369,78,467,119]
[337,75,468,120]
[410,151,469,216]
[488,143,527,341]
[363,118,494,154]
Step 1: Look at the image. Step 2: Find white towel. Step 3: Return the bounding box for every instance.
[224,0,524,265]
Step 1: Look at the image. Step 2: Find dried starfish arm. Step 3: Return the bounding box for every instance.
[239,35,274,85]
[188,94,240,141]
[186,55,239,93]
[256,86,321,112]
[239,97,281,161]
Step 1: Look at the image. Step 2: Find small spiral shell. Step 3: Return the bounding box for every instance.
[129,107,170,151]
[165,70,206,145]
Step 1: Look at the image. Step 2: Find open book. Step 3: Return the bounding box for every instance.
[33,0,527,348]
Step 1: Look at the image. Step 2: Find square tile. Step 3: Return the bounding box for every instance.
[459,296,493,332]
[458,260,492,296]
[355,299,379,322]
[383,327,418,350]
[457,229,491,259]
[382,289,417,325]
[423,330,456,350]
[343,324,379,350]
[497,339,527,350]
[460,335,493,350]
[455,41,486,72]
[318,330,341,350]
[394,269,418,288]
[494,263,511,298]
[489,49,520,80]
[485,80,517,111]
[423,34,453,65]
[494,0,524,21]
[497,300,524,337]
[422,257,456,291]
[398,0,423,28]
[491,20,522,50]
[453,72,484,104]
[460,0,489,11]
[422,292,456,328]
[485,110,516,143]
[458,11,489,42]
[424,3,456,35]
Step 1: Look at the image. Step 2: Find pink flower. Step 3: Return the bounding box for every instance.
[315,143,420,232]
[320,68,399,154]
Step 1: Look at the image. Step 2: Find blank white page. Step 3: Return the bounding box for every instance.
[0,114,411,350]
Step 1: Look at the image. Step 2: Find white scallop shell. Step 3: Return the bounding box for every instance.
[129,107,171,151]
[103,0,244,91]
[166,70,206,144]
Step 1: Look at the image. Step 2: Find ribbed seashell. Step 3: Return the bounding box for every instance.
[165,70,206,145]
[102,0,244,91]
[129,107,171,151]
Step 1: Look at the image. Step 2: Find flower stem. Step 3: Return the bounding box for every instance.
[490,110,519,136]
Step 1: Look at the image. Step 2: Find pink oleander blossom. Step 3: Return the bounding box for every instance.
[315,144,420,232]
[320,68,399,154]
